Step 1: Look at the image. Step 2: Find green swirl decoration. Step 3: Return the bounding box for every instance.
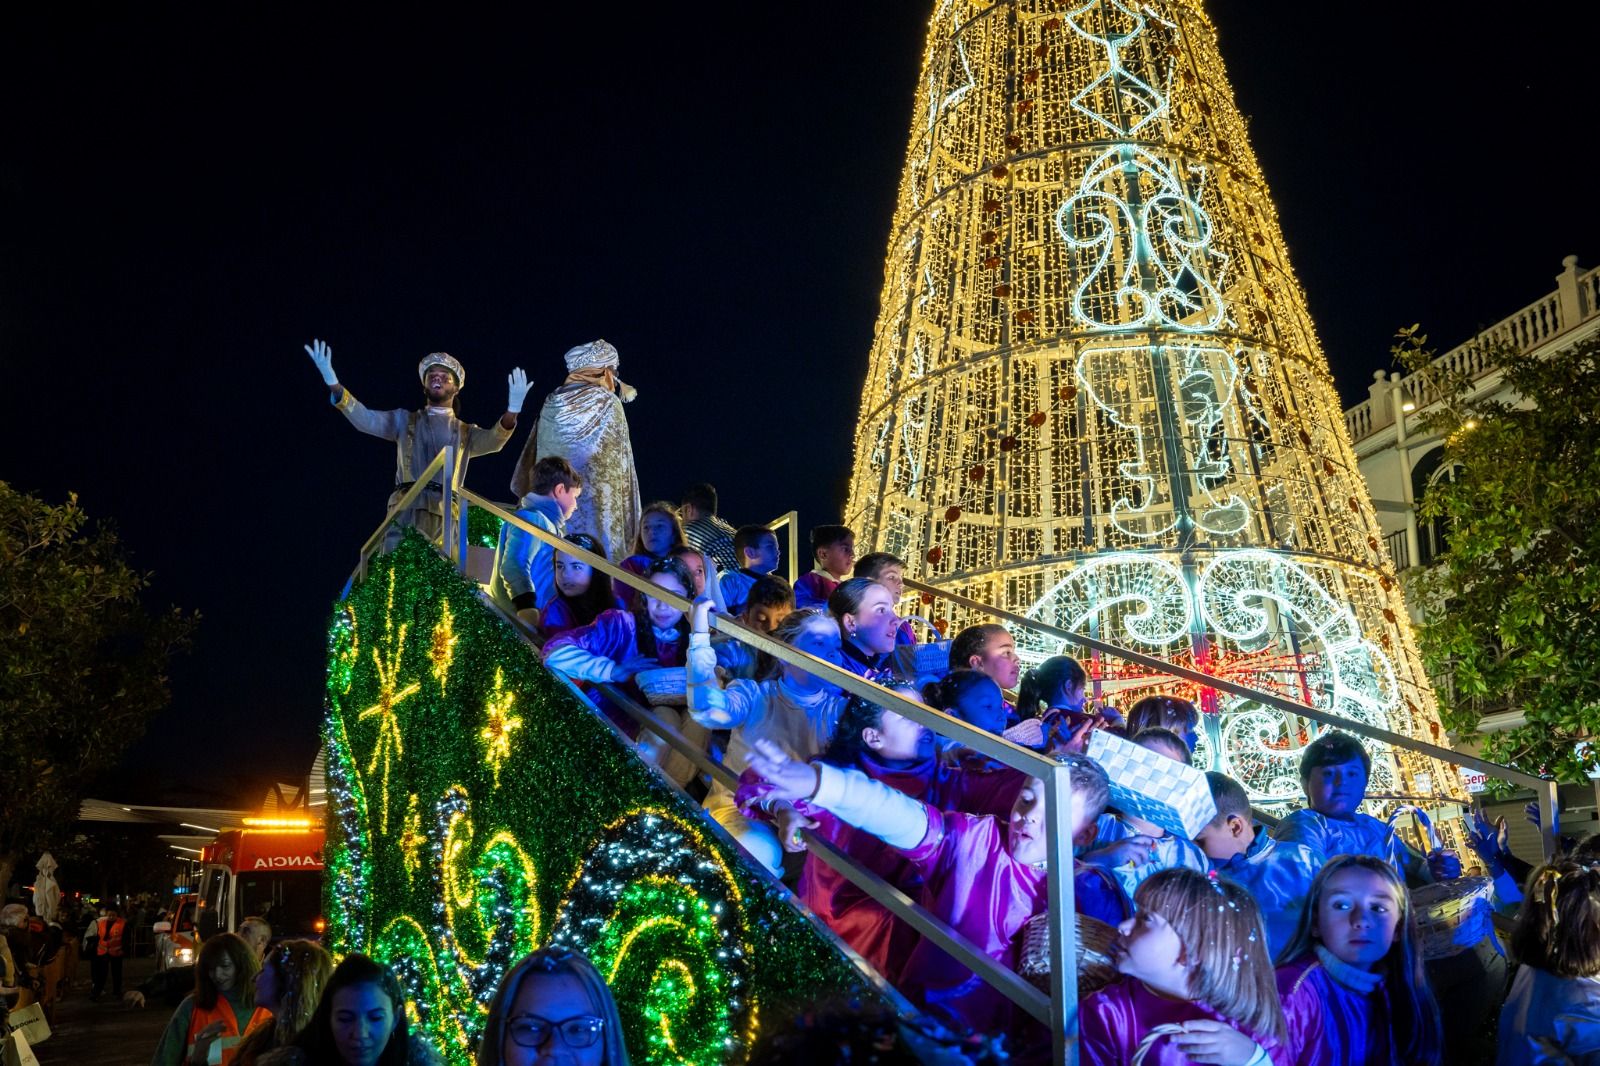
[323,533,884,1064]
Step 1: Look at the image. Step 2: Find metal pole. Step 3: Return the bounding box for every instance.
[457,498,471,575]
[786,511,800,585]
[1044,761,1078,1066]
[1538,779,1561,861]
[441,444,457,562]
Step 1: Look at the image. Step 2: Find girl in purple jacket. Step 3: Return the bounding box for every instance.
[1274,855,1442,1066]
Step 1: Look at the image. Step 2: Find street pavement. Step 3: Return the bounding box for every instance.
[33,955,172,1066]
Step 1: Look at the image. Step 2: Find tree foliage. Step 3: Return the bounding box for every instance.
[1394,327,1600,783]
[0,483,198,893]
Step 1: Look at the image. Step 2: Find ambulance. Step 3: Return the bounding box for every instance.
[161,817,326,971]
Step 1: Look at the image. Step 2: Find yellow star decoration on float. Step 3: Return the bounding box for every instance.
[430,600,457,693]
[358,569,421,834]
[479,667,522,789]
[399,793,424,881]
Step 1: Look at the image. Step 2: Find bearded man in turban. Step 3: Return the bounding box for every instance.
[305,338,533,550]
[510,339,640,560]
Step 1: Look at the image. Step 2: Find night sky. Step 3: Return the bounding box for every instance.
[4,4,1596,802]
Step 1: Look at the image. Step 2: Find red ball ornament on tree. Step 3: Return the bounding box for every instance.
[999,436,1018,452]
[1027,411,1047,427]
[926,546,943,564]
[945,506,962,522]
[968,464,986,481]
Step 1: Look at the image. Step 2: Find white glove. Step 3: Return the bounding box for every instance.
[507,367,532,413]
[305,338,338,386]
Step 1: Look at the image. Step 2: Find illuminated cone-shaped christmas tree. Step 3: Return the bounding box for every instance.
[846,0,1461,805]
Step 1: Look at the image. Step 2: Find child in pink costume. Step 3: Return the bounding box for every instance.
[744,739,1114,1036]
[1081,868,1290,1066]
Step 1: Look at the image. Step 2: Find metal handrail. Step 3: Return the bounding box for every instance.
[763,509,801,586]
[356,446,453,578]
[449,485,1081,1060]
[903,575,1563,859]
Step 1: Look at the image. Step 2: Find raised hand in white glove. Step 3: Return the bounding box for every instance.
[507,367,532,413]
[305,338,338,386]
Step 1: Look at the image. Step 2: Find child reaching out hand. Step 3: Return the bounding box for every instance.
[743,737,1117,1037]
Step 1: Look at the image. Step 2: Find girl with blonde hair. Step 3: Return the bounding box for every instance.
[235,940,334,1065]
[1080,867,1287,1065]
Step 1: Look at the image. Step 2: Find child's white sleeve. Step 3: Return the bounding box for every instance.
[811,763,930,850]
[542,642,618,683]
[687,633,745,728]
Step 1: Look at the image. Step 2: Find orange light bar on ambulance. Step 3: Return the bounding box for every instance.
[241,816,318,830]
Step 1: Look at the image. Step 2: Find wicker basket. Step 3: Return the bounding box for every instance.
[1017,911,1120,998]
[633,667,687,707]
[1411,875,1494,960]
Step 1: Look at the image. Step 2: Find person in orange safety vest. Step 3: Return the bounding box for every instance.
[89,904,127,999]
[151,932,271,1066]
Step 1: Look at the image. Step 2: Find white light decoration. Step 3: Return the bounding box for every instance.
[846,0,1460,808]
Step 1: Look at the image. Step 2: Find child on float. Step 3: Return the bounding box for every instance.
[685,600,848,875]
[1271,731,1454,884]
[1497,858,1600,1066]
[152,933,271,1066]
[1080,868,1288,1066]
[538,533,622,641]
[476,946,631,1066]
[490,456,583,630]
[1194,771,1321,963]
[1124,693,1200,753]
[542,556,693,685]
[668,542,726,614]
[718,524,783,616]
[923,669,1009,739]
[1081,728,1211,902]
[793,524,855,609]
[1274,855,1443,1066]
[743,738,1117,1035]
[948,623,1024,727]
[852,551,918,645]
[1009,654,1120,752]
[711,575,795,681]
[617,500,686,609]
[828,577,902,679]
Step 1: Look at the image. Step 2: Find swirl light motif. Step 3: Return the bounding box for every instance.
[1017,553,1192,661]
[550,809,753,1065]
[846,1,1457,806]
[1056,147,1228,334]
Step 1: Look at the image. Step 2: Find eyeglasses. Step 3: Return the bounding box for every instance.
[507,1014,605,1050]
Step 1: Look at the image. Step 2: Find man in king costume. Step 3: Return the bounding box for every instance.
[510,338,641,560]
[305,338,533,549]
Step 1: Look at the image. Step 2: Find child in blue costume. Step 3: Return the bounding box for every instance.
[1498,858,1600,1066]
[1271,731,1454,884]
[490,456,583,628]
[1195,771,1320,963]
[718,525,783,615]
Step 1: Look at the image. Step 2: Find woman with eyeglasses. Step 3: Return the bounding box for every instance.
[476,948,630,1066]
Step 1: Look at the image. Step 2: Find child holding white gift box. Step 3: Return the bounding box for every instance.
[1082,728,1210,903]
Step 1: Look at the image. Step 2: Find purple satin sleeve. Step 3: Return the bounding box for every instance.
[542,608,635,663]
